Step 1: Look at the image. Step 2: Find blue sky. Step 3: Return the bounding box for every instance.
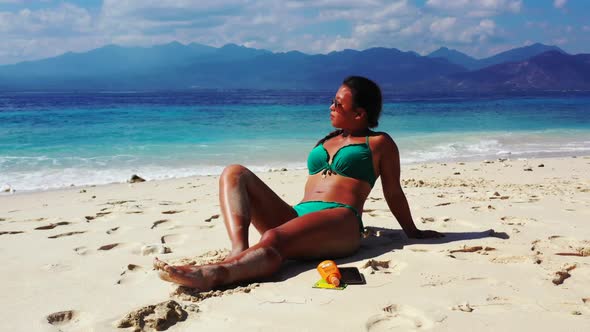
[0,0,588,65]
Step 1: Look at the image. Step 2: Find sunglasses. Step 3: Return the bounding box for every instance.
[331,98,344,110]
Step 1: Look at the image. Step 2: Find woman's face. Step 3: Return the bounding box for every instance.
[330,85,357,128]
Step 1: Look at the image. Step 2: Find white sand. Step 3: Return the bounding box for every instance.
[1,156,589,331]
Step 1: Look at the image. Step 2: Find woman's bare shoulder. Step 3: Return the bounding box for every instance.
[369,131,397,150]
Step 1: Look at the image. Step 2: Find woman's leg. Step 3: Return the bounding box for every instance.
[219,164,298,259]
[154,207,361,290]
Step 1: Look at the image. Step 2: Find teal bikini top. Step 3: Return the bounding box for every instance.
[307,136,377,187]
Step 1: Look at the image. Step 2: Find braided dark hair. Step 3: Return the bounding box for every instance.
[315,76,382,147]
[343,76,382,128]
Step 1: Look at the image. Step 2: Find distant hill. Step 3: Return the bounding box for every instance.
[0,41,587,93]
[0,43,465,91]
[427,47,479,70]
[422,51,590,92]
[428,43,566,70]
[477,43,566,69]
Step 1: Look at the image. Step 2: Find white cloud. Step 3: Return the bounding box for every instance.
[0,35,107,64]
[93,0,512,56]
[0,0,543,64]
[0,3,92,34]
[428,17,496,44]
[553,0,567,9]
[429,17,459,43]
[461,19,496,43]
[325,36,361,52]
[399,18,427,37]
[426,0,521,17]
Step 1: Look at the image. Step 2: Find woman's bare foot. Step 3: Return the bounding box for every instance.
[153,258,229,290]
[223,248,246,262]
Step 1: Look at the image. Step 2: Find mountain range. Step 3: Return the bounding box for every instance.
[426,43,565,70]
[0,42,588,93]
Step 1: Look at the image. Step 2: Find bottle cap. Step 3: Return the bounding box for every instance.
[329,275,340,287]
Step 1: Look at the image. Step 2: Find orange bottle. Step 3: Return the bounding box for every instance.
[317,260,342,286]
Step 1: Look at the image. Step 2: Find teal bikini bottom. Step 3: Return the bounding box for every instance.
[292,201,364,233]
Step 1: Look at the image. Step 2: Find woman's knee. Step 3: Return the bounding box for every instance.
[220,164,251,185]
[260,228,282,251]
[258,229,285,263]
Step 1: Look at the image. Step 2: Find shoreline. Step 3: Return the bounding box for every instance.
[2,153,589,196]
[1,155,589,331]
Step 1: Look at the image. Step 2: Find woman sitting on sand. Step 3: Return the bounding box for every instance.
[154,76,443,290]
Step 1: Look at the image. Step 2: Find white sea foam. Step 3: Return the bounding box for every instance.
[401,134,590,164]
[2,132,590,193]
[0,161,307,193]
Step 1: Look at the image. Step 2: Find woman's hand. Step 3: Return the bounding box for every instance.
[407,229,445,239]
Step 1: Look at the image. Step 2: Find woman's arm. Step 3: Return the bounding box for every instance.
[378,134,443,239]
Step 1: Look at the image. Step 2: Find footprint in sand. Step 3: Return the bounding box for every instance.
[500,216,536,226]
[361,259,408,276]
[159,201,182,206]
[434,202,452,207]
[48,231,86,239]
[0,231,24,236]
[361,227,403,248]
[490,255,530,264]
[85,211,112,222]
[420,216,450,224]
[446,246,498,259]
[365,304,442,331]
[173,283,260,303]
[366,210,388,218]
[98,243,120,251]
[451,302,476,312]
[107,200,134,205]
[160,234,188,245]
[449,246,496,254]
[46,310,77,327]
[106,227,119,234]
[42,263,75,274]
[139,244,172,256]
[34,221,71,230]
[74,246,90,255]
[533,236,590,258]
[204,214,220,222]
[117,264,147,285]
[421,217,435,223]
[530,236,588,284]
[151,219,170,229]
[162,210,183,215]
[552,264,577,285]
[116,300,187,331]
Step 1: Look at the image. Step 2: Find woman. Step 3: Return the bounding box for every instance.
[154,76,443,290]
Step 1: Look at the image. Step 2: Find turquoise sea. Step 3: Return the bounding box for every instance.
[1,91,589,192]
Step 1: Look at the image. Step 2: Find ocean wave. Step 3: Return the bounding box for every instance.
[2,133,590,192]
[402,137,590,164]
[0,162,307,193]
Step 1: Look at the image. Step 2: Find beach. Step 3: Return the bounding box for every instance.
[1,156,589,331]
